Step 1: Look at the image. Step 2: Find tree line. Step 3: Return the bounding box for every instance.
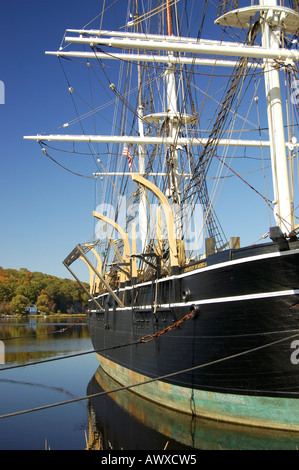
[0,267,89,315]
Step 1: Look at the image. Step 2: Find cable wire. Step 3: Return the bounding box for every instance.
[1,329,299,419]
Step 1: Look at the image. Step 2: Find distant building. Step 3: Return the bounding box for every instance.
[25,305,38,315]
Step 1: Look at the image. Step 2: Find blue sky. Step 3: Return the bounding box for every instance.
[0,0,127,282]
[0,1,288,283]
[0,0,221,283]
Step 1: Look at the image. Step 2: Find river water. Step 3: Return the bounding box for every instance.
[0,316,298,451]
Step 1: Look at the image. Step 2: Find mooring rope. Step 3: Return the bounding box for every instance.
[0,341,140,372]
[0,311,195,372]
[1,329,299,419]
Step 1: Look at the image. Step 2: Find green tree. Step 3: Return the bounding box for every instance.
[0,267,89,315]
[0,302,13,315]
[36,293,50,314]
[11,294,30,315]
[15,283,37,304]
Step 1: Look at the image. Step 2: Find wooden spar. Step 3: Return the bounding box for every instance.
[84,243,102,294]
[62,35,299,61]
[45,50,264,68]
[76,244,125,308]
[131,222,137,279]
[23,134,280,148]
[166,0,173,36]
[79,255,96,294]
[93,211,131,284]
[62,259,105,312]
[131,173,179,268]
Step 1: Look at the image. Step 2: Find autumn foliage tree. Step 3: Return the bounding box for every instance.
[0,267,89,315]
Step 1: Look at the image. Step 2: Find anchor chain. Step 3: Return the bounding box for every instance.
[140,309,196,343]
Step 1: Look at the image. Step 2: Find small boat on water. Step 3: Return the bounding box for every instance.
[25,0,299,430]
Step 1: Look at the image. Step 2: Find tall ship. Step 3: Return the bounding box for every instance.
[25,0,299,430]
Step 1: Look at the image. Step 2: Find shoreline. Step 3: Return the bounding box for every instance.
[0,313,86,319]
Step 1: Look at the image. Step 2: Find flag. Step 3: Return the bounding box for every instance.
[122,144,132,172]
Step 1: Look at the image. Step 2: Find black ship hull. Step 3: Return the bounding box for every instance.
[87,240,299,430]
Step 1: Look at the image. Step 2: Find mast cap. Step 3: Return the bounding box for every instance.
[215,6,299,35]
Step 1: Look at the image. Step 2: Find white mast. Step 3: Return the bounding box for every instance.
[214,1,297,236]
[260,0,293,235]
[165,0,182,239]
[135,0,147,251]
[24,2,299,240]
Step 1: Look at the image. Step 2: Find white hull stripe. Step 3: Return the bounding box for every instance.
[92,248,299,302]
[90,288,299,313]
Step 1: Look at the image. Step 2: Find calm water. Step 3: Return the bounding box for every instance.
[0,316,99,450]
[0,317,299,450]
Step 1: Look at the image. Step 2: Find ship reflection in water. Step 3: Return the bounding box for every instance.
[86,366,299,450]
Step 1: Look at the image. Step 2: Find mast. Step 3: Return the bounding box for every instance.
[165,0,182,239]
[260,0,293,235]
[214,1,297,237]
[25,1,299,243]
[135,0,147,250]
[166,0,173,36]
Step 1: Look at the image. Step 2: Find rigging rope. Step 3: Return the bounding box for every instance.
[39,144,95,179]
[2,326,299,419]
[122,0,181,29]
[0,310,195,369]
[212,151,274,208]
